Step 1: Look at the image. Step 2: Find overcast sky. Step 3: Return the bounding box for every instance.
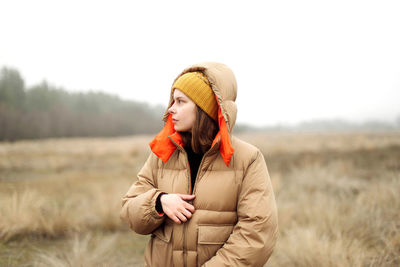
[1,0,399,127]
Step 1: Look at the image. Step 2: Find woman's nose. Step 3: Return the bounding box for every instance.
[168,103,175,114]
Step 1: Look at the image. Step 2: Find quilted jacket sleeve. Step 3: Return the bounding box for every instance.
[120,152,165,235]
[203,150,278,267]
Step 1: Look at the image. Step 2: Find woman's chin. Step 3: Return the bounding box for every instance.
[174,126,191,132]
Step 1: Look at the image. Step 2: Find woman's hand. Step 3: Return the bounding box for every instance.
[160,194,195,224]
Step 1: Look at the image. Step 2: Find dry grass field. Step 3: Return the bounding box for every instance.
[0,131,399,266]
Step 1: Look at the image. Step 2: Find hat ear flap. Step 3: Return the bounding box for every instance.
[149,114,182,163]
[215,98,234,167]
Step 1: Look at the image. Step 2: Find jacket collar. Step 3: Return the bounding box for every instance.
[149,102,234,167]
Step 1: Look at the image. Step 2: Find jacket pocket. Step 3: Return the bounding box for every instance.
[197,224,234,265]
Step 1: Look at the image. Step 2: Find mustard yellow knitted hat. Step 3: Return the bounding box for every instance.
[172,72,218,121]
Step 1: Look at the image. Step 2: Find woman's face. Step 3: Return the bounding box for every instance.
[168,89,196,132]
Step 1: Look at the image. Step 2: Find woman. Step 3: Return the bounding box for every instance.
[120,62,278,267]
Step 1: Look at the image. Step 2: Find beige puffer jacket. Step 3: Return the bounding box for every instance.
[120,62,278,267]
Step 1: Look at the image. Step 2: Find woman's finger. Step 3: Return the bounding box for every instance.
[178,194,196,200]
[176,212,187,222]
[183,202,195,213]
[181,208,192,219]
[171,215,181,224]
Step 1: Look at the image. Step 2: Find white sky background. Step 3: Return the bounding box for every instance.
[0,0,399,127]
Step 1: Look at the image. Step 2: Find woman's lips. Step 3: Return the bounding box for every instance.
[172,119,178,124]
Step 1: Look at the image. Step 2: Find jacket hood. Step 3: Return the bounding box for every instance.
[163,62,237,132]
[150,62,237,167]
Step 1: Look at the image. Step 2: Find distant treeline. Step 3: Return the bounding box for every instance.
[0,67,164,141]
[236,118,400,133]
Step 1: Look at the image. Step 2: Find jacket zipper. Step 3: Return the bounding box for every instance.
[192,143,219,195]
[185,145,218,266]
[168,137,220,267]
[168,138,191,267]
[183,153,190,267]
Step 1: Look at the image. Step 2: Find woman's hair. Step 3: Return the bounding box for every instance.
[180,105,219,154]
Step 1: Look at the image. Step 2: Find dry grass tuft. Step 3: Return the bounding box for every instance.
[0,176,135,242]
[32,233,144,267]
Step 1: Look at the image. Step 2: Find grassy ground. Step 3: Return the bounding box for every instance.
[0,131,399,266]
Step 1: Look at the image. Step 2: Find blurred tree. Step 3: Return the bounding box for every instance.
[0,67,25,109]
[0,68,26,140]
